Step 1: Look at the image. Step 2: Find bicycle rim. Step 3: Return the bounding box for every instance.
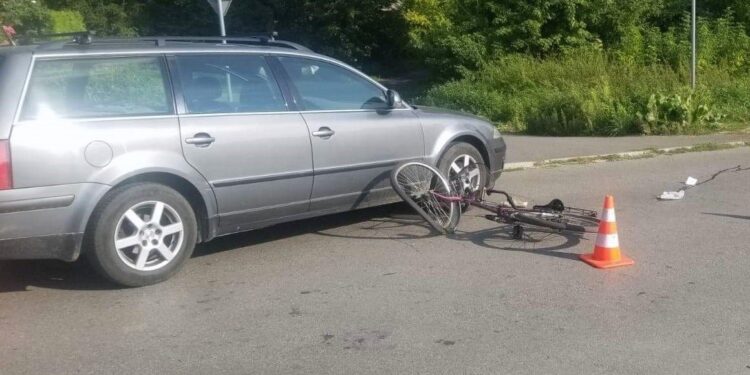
[391,162,460,234]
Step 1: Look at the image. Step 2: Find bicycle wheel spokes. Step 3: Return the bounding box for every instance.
[391,162,460,234]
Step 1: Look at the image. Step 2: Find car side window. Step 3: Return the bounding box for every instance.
[174,55,286,114]
[278,57,387,111]
[21,56,172,120]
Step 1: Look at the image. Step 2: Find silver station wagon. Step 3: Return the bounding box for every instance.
[0,35,506,286]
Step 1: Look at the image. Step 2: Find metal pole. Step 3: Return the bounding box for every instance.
[691,0,697,89]
[217,0,226,42]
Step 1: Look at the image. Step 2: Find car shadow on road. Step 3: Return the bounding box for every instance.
[192,203,435,258]
[0,204,423,293]
[0,203,588,292]
[0,258,118,293]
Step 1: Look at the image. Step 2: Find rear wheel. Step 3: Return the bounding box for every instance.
[390,162,461,234]
[86,183,197,287]
[512,211,599,233]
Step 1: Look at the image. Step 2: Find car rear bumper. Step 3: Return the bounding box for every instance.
[0,183,109,261]
[0,233,84,261]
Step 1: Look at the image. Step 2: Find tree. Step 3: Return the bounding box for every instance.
[403,0,598,76]
[0,0,51,35]
[137,0,408,72]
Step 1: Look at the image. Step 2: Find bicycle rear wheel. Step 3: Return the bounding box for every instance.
[512,210,599,233]
[391,162,461,234]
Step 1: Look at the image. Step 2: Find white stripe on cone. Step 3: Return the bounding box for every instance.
[600,208,616,223]
[595,233,620,248]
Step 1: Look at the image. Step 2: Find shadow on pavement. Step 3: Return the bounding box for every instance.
[0,259,117,293]
[315,210,589,261]
[702,212,750,221]
[0,204,413,293]
[0,202,588,292]
[193,203,427,258]
[457,225,588,261]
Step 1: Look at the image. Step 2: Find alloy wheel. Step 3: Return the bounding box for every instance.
[113,201,184,271]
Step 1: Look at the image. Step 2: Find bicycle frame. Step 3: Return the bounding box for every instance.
[431,188,598,224]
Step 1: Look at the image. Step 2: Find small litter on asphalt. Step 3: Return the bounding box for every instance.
[658,165,748,201]
[658,190,685,200]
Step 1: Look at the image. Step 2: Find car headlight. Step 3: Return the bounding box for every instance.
[493,127,502,139]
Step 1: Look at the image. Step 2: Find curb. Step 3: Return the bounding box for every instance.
[504,141,749,171]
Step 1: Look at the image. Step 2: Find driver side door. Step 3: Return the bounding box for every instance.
[275,56,424,212]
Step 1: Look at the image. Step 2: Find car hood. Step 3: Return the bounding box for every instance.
[412,105,489,123]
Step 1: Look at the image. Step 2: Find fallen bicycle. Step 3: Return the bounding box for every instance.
[390,161,600,238]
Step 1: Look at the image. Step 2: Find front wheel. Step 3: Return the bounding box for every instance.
[438,142,488,211]
[390,162,461,234]
[86,183,198,287]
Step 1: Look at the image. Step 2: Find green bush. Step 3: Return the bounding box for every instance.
[638,93,724,135]
[49,10,85,34]
[421,48,746,136]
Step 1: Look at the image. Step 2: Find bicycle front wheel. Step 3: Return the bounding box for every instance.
[391,162,461,234]
[512,211,599,233]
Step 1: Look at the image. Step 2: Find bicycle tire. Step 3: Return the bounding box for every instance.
[390,162,461,234]
[512,211,599,233]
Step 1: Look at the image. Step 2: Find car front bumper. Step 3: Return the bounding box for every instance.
[487,137,507,189]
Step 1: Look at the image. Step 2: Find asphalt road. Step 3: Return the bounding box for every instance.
[1,148,749,374]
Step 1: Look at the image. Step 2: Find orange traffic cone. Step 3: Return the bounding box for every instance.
[580,195,634,269]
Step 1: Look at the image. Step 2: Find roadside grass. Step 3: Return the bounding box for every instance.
[419,50,750,136]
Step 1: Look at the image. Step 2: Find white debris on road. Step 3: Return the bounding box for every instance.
[658,190,685,200]
[658,166,747,201]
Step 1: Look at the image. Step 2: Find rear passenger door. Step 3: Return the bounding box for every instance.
[170,54,313,232]
[275,56,424,212]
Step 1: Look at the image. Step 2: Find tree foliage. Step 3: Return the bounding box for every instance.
[2,0,749,76]
[49,10,86,34]
[0,0,51,35]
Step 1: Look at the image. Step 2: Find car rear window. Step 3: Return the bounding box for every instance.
[21,56,173,121]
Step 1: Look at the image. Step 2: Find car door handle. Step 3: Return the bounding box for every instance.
[312,127,335,138]
[185,133,215,147]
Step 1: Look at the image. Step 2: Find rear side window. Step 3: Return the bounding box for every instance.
[173,54,286,114]
[21,56,172,120]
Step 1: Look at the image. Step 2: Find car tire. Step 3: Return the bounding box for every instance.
[438,142,488,211]
[86,182,197,287]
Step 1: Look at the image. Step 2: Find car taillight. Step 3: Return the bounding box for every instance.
[0,140,11,190]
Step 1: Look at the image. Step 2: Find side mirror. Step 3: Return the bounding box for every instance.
[387,89,403,108]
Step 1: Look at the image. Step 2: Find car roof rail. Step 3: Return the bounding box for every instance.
[136,34,310,51]
[28,32,311,52]
[21,30,95,48]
